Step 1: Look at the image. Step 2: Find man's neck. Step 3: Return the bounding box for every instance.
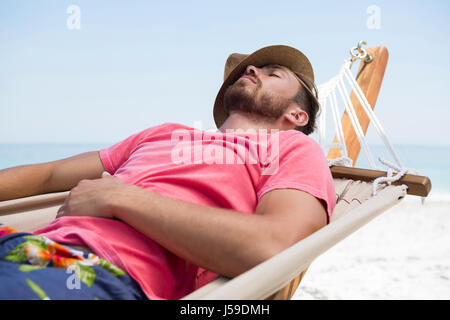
[218,112,283,133]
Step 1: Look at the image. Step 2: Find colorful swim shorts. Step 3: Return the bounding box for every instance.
[0,225,146,300]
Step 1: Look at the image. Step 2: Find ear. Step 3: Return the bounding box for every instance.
[283,106,309,128]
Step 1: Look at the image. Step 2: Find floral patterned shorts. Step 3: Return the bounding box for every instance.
[0,225,146,300]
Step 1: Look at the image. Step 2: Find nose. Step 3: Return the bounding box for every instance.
[245,65,260,77]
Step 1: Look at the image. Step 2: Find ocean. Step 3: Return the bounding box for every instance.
[0,143,449,299]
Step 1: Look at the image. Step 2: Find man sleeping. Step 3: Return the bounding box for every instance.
[0,45,336,300]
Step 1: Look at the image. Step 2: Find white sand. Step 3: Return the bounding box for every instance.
[293,193,450,300]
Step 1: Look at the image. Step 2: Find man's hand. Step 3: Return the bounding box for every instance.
[56,172,128,219]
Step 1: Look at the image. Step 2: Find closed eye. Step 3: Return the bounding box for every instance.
[264,64,288,79]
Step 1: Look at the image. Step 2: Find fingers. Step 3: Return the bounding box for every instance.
[56,204,66,218]
[56,193,71,218]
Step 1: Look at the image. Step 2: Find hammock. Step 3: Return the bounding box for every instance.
[182,42,432,300]
[0,42,432,300]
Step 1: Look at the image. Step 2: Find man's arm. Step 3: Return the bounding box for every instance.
[58,176,327,278]
[0,151,105,201]
[113,188,327,278]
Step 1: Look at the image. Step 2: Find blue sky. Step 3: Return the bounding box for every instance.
[1,0,449,146]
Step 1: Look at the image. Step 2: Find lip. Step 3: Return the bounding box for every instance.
[238,75,257,84]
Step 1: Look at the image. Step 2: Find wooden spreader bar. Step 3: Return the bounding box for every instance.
[330,165,431,197]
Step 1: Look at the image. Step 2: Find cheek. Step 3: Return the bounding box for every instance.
[258,84,287,104]
[262,80,297,100]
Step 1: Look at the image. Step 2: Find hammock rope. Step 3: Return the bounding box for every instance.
[317,43,419,195]
[372,157,419,196]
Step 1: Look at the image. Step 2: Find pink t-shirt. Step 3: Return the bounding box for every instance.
[34,122,336,300]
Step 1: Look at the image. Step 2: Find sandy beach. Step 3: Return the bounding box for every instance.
[293,193,450,300]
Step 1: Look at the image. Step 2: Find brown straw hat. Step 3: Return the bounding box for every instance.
[213,45,317,129]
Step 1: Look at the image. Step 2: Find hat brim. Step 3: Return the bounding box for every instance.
[213,45,315,130]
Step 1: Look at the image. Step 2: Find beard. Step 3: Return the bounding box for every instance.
[223,80,291,122]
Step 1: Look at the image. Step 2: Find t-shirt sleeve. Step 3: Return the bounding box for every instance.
[99,124,166,174]
[256,132,336,221]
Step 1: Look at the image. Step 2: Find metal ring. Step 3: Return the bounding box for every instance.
[350,46,368,61]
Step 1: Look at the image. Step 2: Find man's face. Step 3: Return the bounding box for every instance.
[223,64,301,121]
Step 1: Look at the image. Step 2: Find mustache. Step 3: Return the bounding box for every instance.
[235,73,262,88]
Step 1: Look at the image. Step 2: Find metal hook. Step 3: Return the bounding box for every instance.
[349,40,373,64]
